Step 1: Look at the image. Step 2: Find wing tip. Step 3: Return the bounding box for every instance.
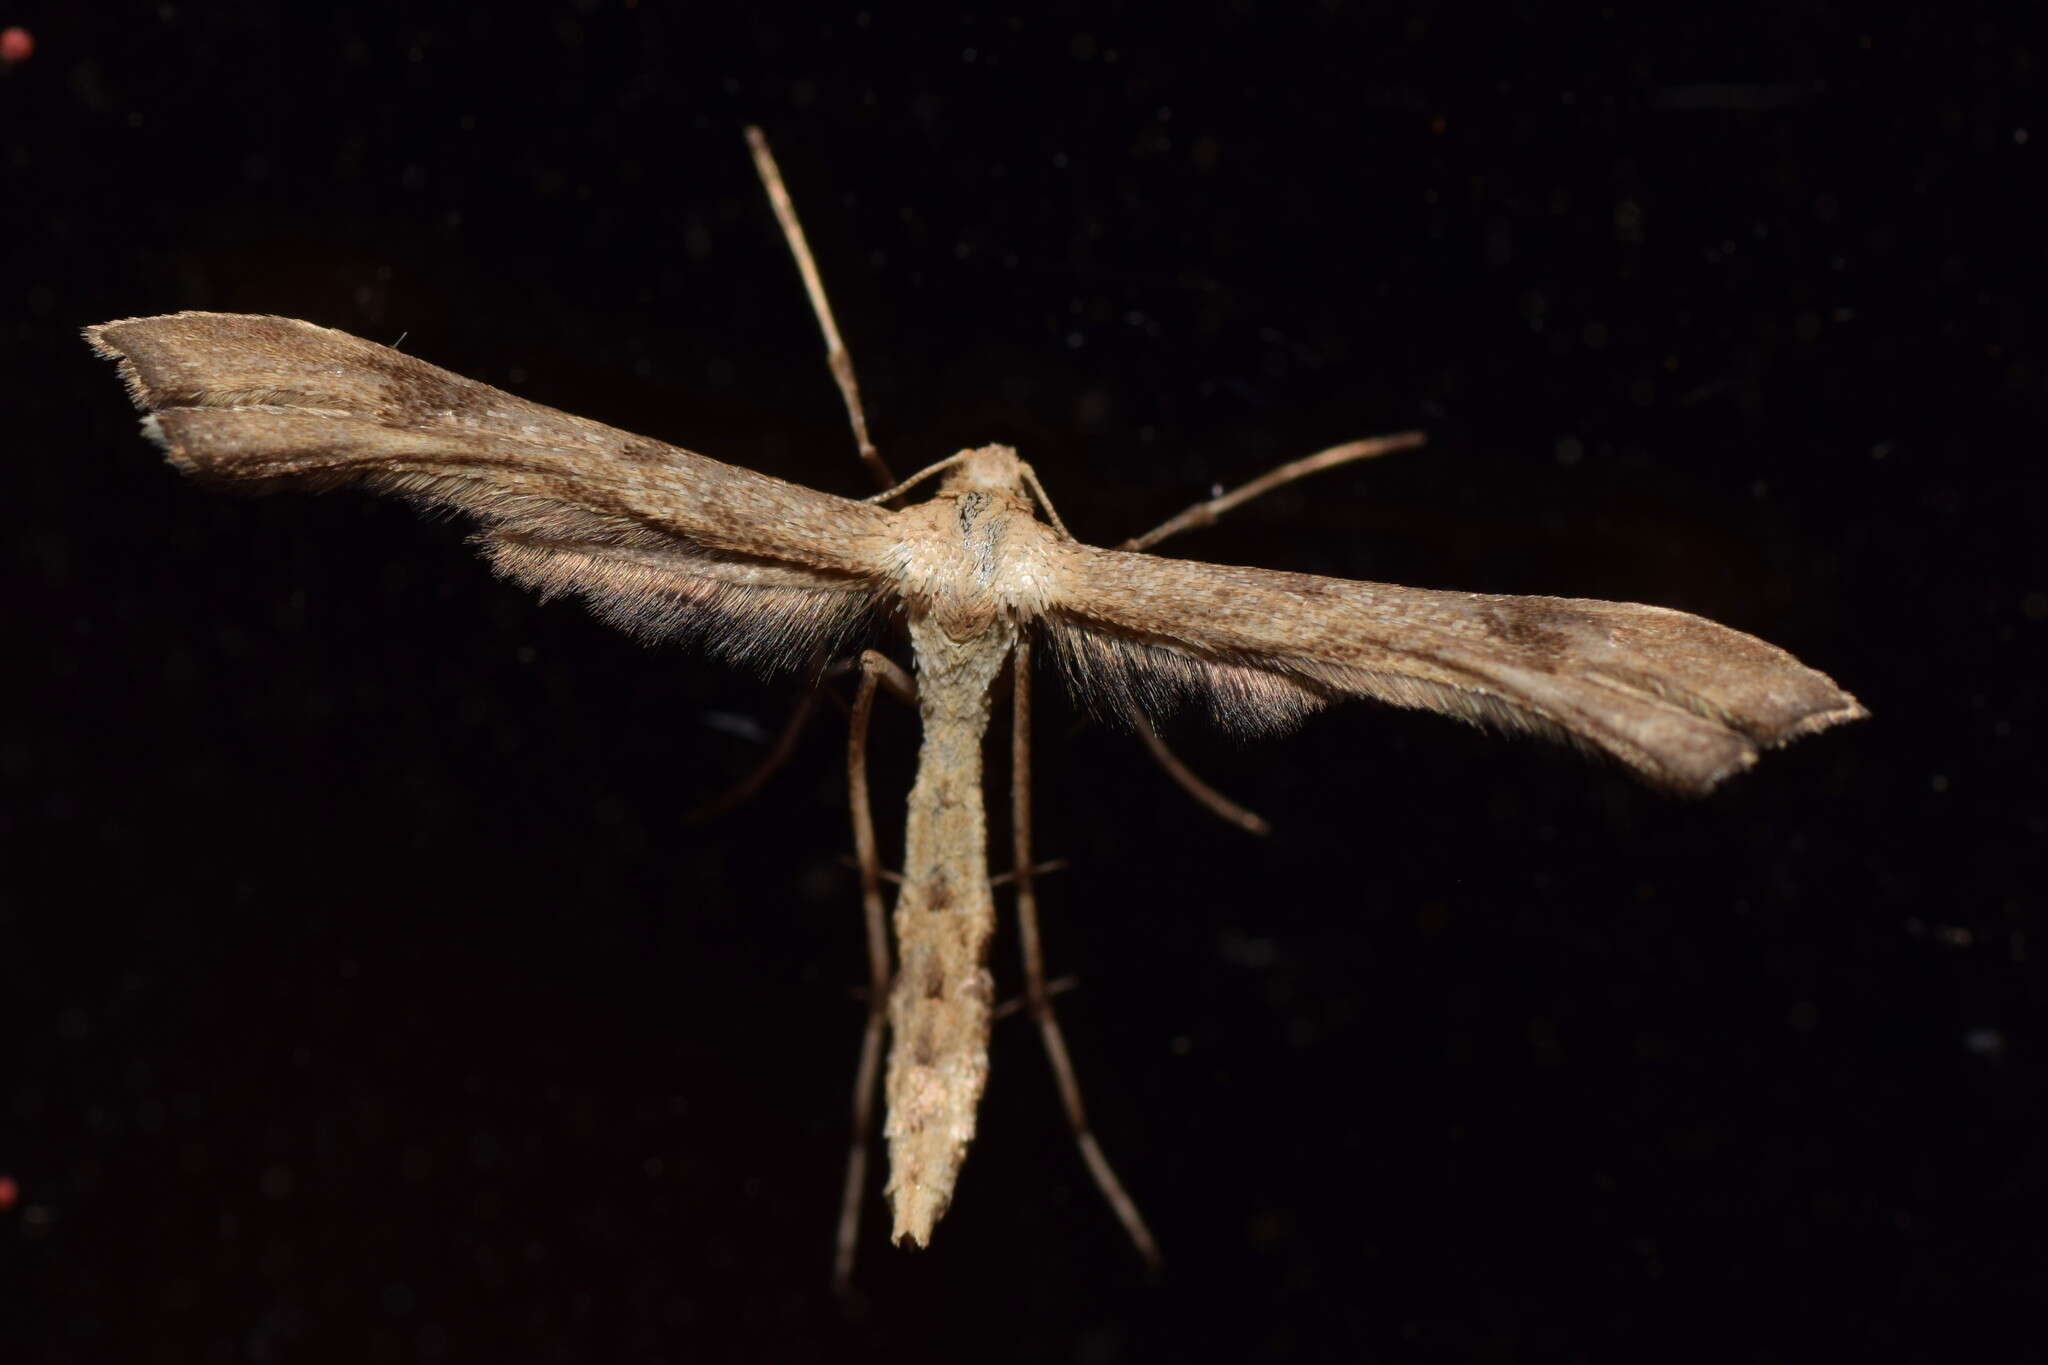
[1659,687,1866,797]
[1773,693,1870,744]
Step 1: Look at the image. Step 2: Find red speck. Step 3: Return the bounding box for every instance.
[0,28,32,67]
[0,1174,19,1212]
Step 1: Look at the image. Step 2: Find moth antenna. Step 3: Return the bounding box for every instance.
[861,450,971,505]
[1018,460,1075,540]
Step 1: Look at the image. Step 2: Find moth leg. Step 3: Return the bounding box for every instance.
[1010,635,1163,1272]
[1126,707,1271,837]
[991,858,1068,890]
[856,652,917,708]
[834,649,915,1292]
[1119,432,1426,552]
[991,973,1074,1022]
[745,126,894,491]
[685,685,824,824]
[689,650,918,827]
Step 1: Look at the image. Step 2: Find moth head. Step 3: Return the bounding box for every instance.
[939,444,1027,496]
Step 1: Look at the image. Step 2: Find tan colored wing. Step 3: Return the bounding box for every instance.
[87,312,894,668]
[1039,544,1865,795]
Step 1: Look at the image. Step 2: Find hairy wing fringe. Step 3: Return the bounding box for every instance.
[484,534,874,671]
[148,421,879,673]
[1044,612,1587,750]
[346,466,876,672]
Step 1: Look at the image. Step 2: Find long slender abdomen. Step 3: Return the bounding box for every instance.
[884,612,1014,1246]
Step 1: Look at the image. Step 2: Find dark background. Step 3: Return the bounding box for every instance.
[6,3,2039,1361]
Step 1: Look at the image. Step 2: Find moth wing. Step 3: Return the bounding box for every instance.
[88,311,894,669]
[1038,543,1864,795]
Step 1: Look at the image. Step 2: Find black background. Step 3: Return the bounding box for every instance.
[7,4,2041,1362]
